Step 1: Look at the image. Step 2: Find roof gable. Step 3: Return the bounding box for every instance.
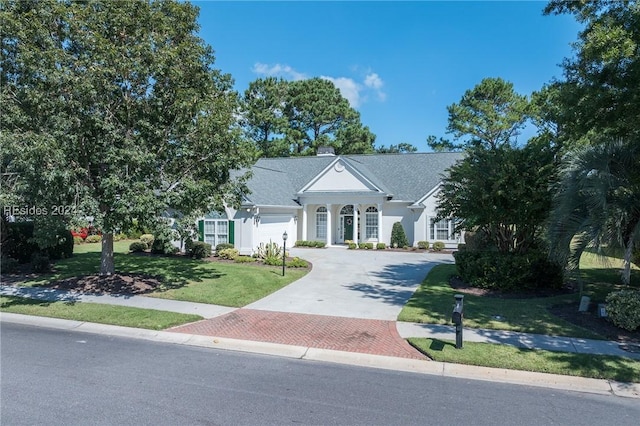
[301,158,383,194]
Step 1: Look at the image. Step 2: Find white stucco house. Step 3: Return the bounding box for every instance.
[197,150,464,255]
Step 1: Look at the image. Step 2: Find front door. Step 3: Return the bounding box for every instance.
[343,215,353,241]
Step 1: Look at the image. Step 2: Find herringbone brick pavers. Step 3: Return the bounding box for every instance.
[169,309,426,360]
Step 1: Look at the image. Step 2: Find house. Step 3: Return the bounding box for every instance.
[197,149,464,255]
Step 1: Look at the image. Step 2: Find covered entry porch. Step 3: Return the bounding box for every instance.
[299,200,384,246]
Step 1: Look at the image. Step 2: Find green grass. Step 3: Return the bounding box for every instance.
[409,338,640,383]
[17,241,309,307]
[0,296,202,330]
[399,251,640,339]
[398,264,598,338]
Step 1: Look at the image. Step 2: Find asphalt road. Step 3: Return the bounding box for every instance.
[1,323,638,425]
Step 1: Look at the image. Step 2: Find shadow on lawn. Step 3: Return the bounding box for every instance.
[24,251,225,293]
[545,350,640,383]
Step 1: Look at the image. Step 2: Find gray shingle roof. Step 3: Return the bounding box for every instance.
[237,152,463,207]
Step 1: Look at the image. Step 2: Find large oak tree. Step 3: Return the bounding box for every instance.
[1,0,254,274]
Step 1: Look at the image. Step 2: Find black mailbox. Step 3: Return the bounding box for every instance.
[452,294,464,325]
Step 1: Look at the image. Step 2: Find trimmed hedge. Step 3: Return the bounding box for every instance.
[453,250,563,292]
[391,222,408,248]
[376,243,386,250]
[417,241,429,250]
[129,241,147,253]
[215,243,234,253]
[294,240,326,248]
[190,241,212,259]
[218,248,239,260]
[432,241,445,251]
[606,290,640,331]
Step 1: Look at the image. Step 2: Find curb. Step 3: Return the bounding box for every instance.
[2,312,638,399]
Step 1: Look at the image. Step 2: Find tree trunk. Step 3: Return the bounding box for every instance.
[100,232,115,275]
[622,238,633,286]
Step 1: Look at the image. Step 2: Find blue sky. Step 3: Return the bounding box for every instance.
[195,1,581,152]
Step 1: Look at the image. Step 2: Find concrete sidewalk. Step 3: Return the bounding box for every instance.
[2,283,639,360]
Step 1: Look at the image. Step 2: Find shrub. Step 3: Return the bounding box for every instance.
[129,241,147,253]
[218,248,239,260]
[348,243,357,249]
[432,241,445,251]
[453,250,563,292]
[391,222,408,248]
[127,230,143,239]
[376,243,386,250]
[85,235,102,243]
[255,241,282,260]
[263,255,284,266]
[73,236,84,245]
[114,233,128,241]
[151,226,178,255]
[30,252,50,273]
[5,222,39,263]
[215,243,234,253]
[294,240,308,247]
[463,229,494,252]
[1,256,19,273]
[358,242,374,249]
[417,241,429,250]
[313,241,326,248]
[457,243,467,251]
[234,255,256,263]
[606,290,640,331]
[287,257,308,268]
[44,228,74,260]
[140,234,154,249]
[190,241,211,259]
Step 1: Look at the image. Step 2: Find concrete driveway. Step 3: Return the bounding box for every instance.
[247,247,454,320]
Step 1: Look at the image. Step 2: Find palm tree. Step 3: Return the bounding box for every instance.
[549,139,640,285]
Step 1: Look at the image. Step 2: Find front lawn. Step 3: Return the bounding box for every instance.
[398,264,595,338]
[409,338,640,383]
[0,296,202,330]
[399,251,639,340]
[11,241,309,307]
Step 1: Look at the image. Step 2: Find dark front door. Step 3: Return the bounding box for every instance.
[344,215,353,241]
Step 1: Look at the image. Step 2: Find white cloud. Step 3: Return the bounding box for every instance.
[364,72,386,101]
[252,63,386,108]
[252,62,307,81]
[321,76,361,107]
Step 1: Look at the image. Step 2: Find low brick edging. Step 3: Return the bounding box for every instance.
[169,309,426,360]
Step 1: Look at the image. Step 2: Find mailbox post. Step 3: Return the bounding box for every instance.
[451,294,464,349]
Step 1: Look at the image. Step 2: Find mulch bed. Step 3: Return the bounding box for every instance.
[450,276,640,344]
[47,273,163,295]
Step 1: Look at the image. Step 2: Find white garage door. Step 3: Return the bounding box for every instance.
[258,215,295,247]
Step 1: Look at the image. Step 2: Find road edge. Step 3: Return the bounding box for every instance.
[2,312,638,399]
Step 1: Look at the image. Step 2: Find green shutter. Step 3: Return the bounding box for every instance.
[198,220,204,241]
[228,220,235,245]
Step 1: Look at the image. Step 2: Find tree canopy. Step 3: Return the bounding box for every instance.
[1,0,254,274]
[544,1,640,146]
[242,77,376,156]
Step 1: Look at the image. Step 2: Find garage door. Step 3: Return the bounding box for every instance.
[258,215,294,246]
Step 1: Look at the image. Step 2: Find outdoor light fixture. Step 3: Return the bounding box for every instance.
[282,231,288,276]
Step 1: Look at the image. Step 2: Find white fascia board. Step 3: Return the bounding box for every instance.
[416,183,442,206]
[297,156,385,195]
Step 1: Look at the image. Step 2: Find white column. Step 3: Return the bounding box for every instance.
[302,204,308,241]
[326,204,332,246]
[353,203,359,245]
[377,203,383,244]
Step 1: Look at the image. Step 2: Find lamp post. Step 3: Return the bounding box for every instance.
[282,231,288,276]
